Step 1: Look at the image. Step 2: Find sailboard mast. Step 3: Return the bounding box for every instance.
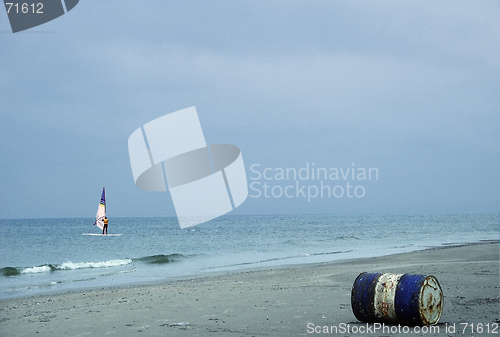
[94,187,106,230]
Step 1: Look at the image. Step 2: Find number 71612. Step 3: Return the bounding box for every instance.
[460,323,499,334]
[5,3,44,14]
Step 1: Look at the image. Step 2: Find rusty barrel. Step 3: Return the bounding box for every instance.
[351,272,443,326]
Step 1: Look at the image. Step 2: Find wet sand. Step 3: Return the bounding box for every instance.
[1,242,498,336]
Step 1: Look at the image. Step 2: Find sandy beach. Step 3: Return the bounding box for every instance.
[1,242,498,336]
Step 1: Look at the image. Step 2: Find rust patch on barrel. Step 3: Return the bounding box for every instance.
[418,276,444,325]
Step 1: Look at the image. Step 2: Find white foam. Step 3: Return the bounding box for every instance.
[57,259,132,270]
[21,265,52,274]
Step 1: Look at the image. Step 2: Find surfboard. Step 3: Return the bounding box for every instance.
[83,233,122,236]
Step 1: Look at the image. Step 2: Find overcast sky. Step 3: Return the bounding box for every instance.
[1,1,498,219]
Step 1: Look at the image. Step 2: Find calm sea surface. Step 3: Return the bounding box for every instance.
[0,213,498,299]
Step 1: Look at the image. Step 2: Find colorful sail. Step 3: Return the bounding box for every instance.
[94,187,106,230]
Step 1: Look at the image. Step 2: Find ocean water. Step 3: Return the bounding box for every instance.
[0,213,498,300]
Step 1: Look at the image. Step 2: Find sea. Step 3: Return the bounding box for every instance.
[0,213,498,300]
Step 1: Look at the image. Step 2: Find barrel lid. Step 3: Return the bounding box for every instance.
[418,275,443,325]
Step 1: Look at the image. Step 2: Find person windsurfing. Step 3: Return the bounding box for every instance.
[103,217,108,235]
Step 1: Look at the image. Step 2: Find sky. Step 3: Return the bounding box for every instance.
[0,0,499,219]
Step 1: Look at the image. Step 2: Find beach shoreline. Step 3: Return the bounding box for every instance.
[1,241,498,336]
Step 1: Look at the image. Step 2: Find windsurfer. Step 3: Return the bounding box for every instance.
[103,217,108,235]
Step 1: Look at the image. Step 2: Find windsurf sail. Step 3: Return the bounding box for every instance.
[93,187,106,230]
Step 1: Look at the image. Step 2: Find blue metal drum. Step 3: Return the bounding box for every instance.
[351,272,443,326]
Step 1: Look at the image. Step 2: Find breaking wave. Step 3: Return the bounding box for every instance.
[1,259,132,277]
[1,253,191,277]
